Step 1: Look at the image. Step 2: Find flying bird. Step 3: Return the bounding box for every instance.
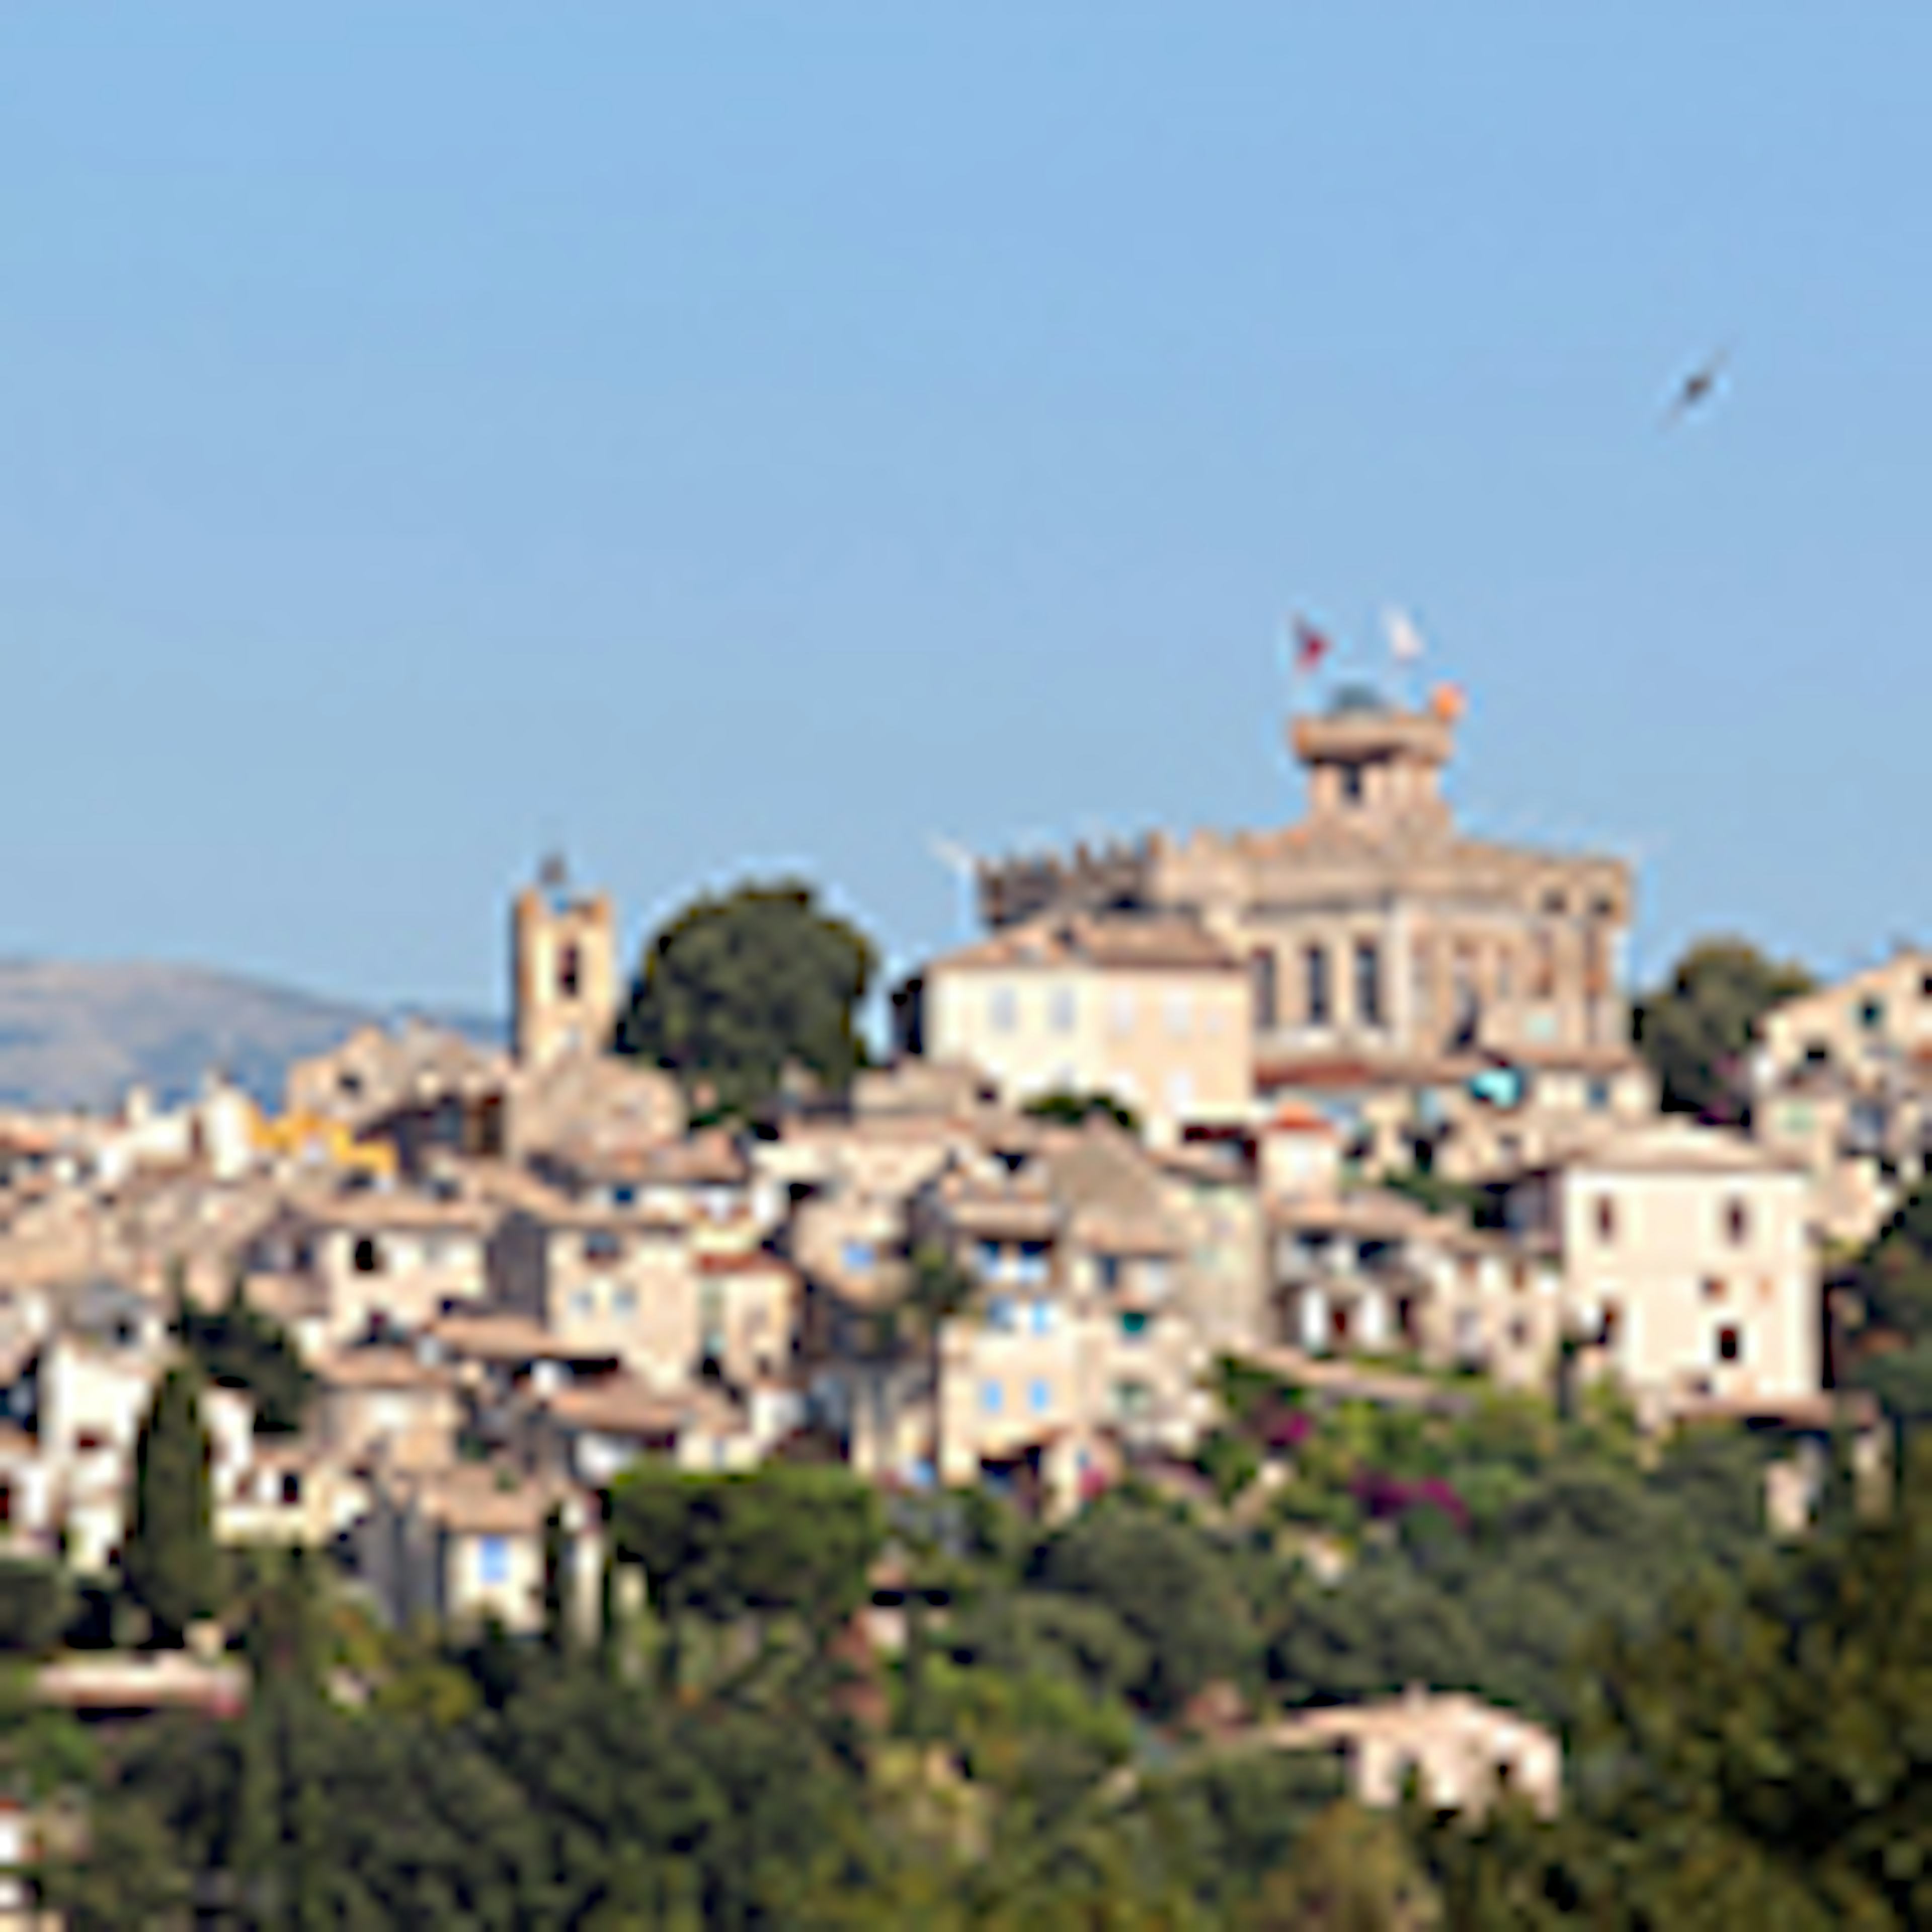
[1666,347,1731,424]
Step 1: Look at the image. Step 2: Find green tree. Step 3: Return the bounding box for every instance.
[614,880,877,1120]
[1633,937,1813,1124]
[1243,1801,1440,1930]
[0,1558,74,1656]
[1023,1091,1142,1136]
[178,1281,312,1436]
[1034,1498,1257,1717]
[122,1367,223,1646]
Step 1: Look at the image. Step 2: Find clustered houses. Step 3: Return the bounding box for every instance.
[0,685,1887,1652]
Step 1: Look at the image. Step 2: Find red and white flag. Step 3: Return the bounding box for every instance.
[1291,616,1331,674]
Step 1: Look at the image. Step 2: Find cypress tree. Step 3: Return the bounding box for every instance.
[122,1365,222,1646]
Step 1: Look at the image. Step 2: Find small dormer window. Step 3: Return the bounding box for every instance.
[1340,765,1365,806]
[558,944,582,998]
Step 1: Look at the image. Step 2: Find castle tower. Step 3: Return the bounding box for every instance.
[1287,685,1459,834]
[512,856,618,1067]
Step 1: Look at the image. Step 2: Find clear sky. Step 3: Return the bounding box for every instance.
[5,7,1929,1016]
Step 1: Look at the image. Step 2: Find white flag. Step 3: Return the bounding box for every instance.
[1385,607,1426,666]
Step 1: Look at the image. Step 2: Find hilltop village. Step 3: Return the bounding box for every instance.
[0,677,1917,1914]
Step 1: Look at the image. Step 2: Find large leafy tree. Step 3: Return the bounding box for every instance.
[1633,937,1813,1124]
[614,880,877,1120]
[123,1366,223,1646]
[1032,1498,1258,1718]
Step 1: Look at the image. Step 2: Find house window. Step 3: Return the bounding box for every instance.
[842,1239,876,1273]
[1304,945,1331,1026]
[478,1535,510,1586]
[1599,1301,1621,1348]
[990,988,1018,1034]
[1164,992,1192,1039]
[1096,1255,1121,1291]
[1050,988,1077,1035]
[1859,998,1885,1032]
[1354,940,1383,1029]
[1015,1242,1050,1286]
[1119,1309,1150,1340]
[977,1239,1003,1277]
[352,1237,381,1276]
[1717,1325,1742,1363]
[1724,1199,1751,1247]
[980,1379,1004,1416]
[1252,950,1279,1031]
[613,1286,638,1318]
[570,1287,596,1320]
[558,944,582,998]
[1028,1379,1050,1415]
[1508,1317,1529,1348]
[1340,764,1365,806]
[986,1296,1017,1333]
[1802,1040,1830,1068]
[611,1183,637,1209]
[1113,1379,1150,1420]
[1703,1277,1727,1303]
[280,1472,302,1506]
[1594,1197,1617,1245]
[1586,1078,1612,1112]
[1110,990,1137,1036]
[1166,1070,1195,1118]
[583,1230,622,1263]
[1029,1301,1056,1337]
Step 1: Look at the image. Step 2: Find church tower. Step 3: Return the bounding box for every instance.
[511,856,618,1067]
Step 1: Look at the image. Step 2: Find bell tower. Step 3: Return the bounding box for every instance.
[511,855,618,1067]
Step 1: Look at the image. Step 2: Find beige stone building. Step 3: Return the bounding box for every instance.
[1265,1189,1564,1394]
[243,1179,496,1349]
[913,915,1253,1148]
[355,1461,600,1638]
[1501,1121,1821,1421]
[1754,949,1932,1244]
[1252,1687,1561,1820]
[968,690,1651,1178]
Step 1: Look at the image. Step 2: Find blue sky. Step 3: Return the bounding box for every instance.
[4,7,1928,1015]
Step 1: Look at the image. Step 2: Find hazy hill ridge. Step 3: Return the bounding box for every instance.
[0,959,501,1112]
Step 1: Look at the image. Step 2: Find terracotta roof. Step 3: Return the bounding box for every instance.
[318,1346,454,1392]
[429,1311,611,1364]
[694,1250,794,1277]
[542,1375,741,1439]
[1532,1120,1808,1179]
[555,1131,749,1187]
[409,1463,570,1535]
[931,912,1240,977]
[280,1183,497,1233]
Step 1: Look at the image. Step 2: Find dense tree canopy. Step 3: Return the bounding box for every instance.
[613,880,877,1120]
[1633,937,1814,1124]
[50,1349,1931,1927]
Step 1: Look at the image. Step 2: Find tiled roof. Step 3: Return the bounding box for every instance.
[931,912,1239,977]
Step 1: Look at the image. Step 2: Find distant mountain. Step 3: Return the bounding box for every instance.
[0,960,503,1113]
